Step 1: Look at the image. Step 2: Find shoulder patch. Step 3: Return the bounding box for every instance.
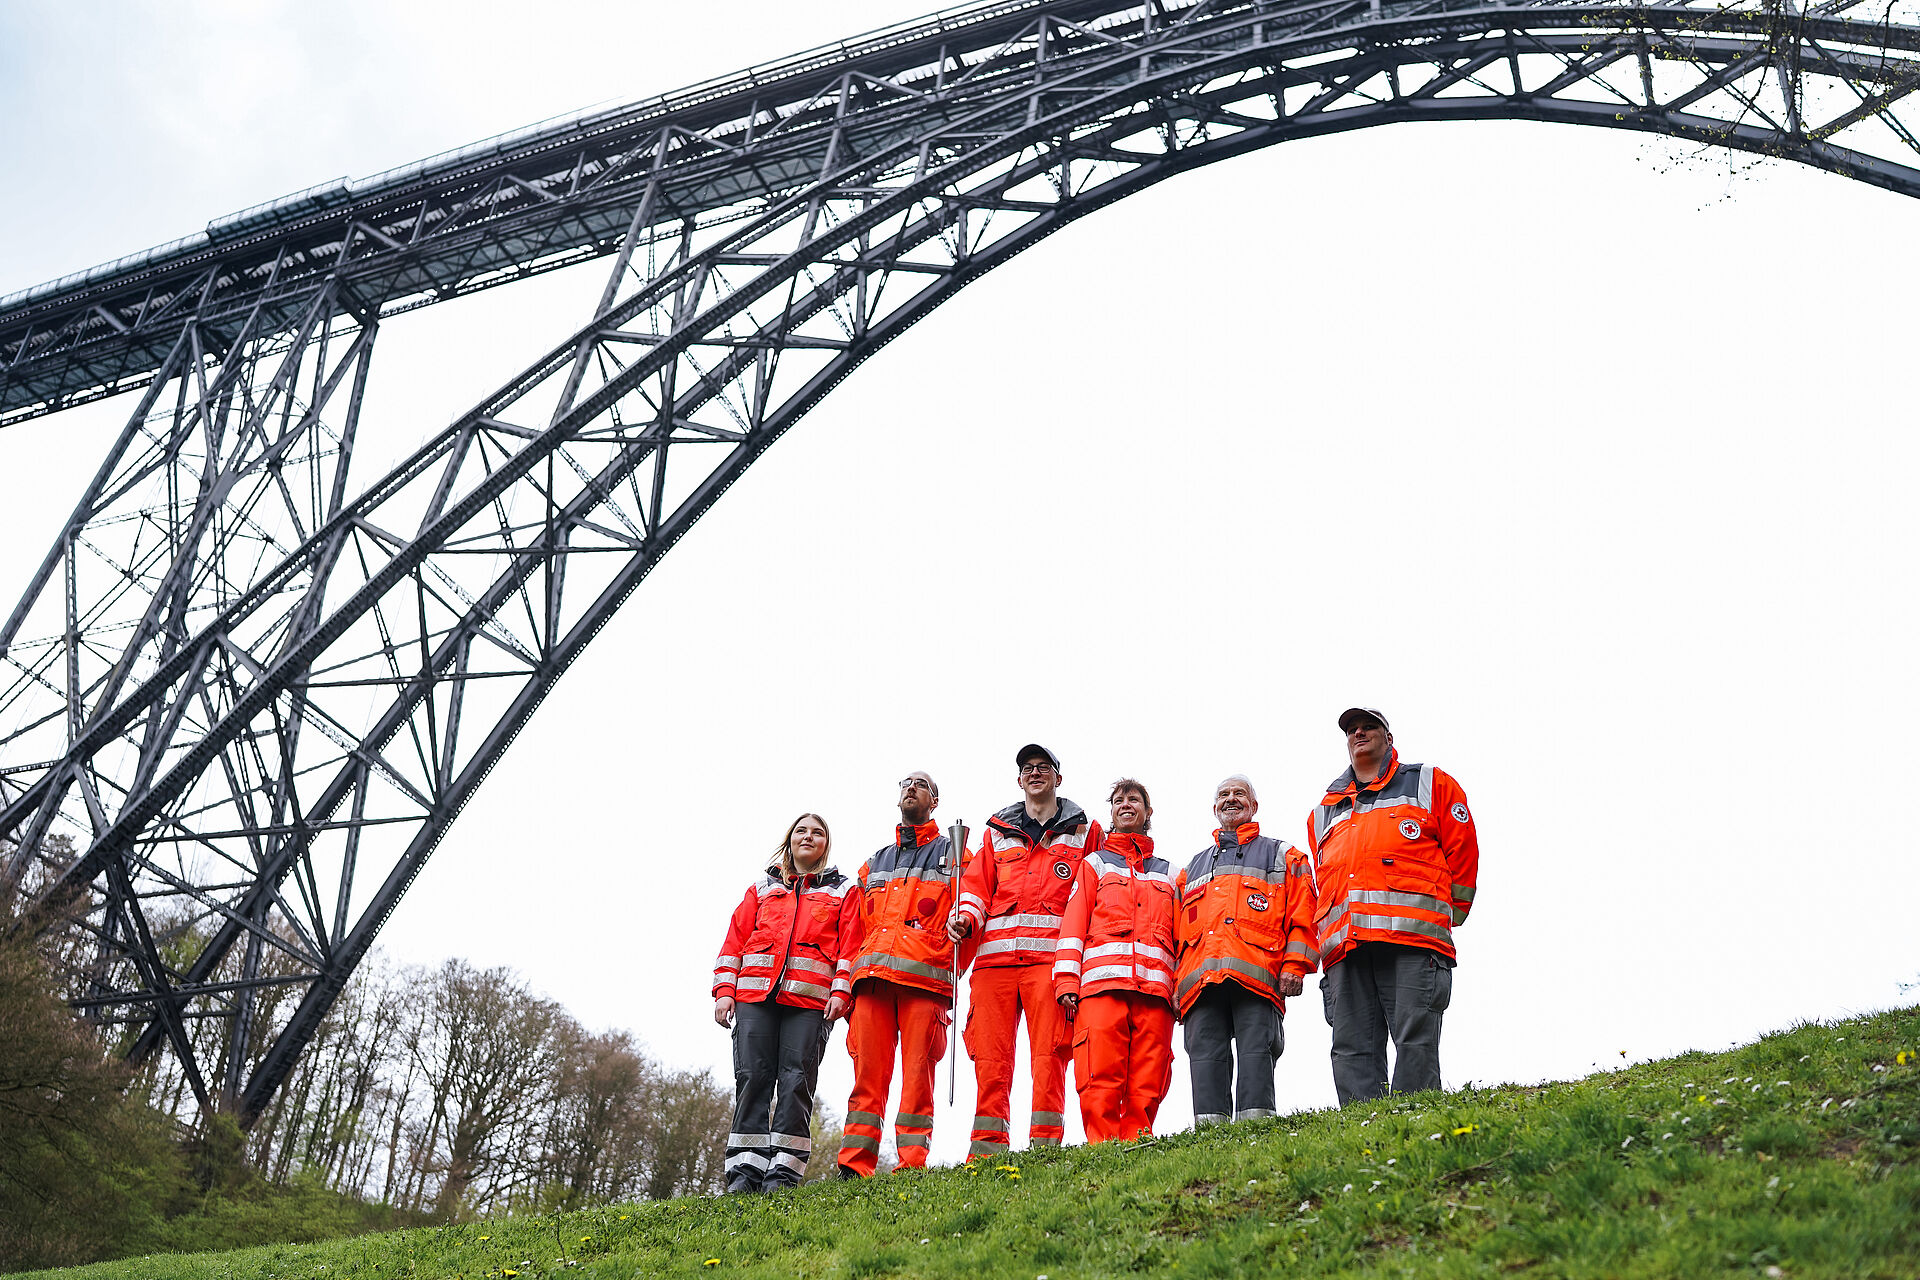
[1451,802,1470,823]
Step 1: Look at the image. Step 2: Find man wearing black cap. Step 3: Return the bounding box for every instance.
[1307,708,1479,1104]
[949,744,1101,1156]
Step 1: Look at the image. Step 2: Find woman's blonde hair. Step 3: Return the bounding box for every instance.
[775,812,832,882]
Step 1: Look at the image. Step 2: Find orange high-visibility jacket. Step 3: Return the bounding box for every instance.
[713,865,860,1011]
[1173,823,1319,1015]
[849,820,972,1000]
[955,799,1102,969]
[1306,750,1479,968]
[1052,832,1177,1007]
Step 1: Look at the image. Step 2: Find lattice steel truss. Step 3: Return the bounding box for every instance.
[3,0,1918,1123]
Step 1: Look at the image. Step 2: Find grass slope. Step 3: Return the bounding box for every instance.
[14,1005,1917,1280]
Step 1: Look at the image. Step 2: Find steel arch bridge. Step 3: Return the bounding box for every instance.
[2,0,1916,1123]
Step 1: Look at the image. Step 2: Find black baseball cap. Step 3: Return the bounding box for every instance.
[1337,707,1390,734]
[1015,743,1061,771]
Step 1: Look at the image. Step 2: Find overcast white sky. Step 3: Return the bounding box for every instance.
[2,1,1916,1166]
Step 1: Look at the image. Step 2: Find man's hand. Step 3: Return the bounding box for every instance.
[1278,972,1304,998]
[714,996,736,1028]
[1058,992,1078,1023]
[823,993,849,1022]
[946,914,973,942]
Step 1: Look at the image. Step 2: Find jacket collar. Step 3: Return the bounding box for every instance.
[1212,821,1261,848]
[990,796,1088,837]
[896,819,941,848]
[1325,748,1401,800]
[770,862,843,888]
[1103,831,1155,864]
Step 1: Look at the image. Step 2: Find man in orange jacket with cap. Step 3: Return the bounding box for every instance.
[949,743,1101,1157]
[1309,708,1479,1104]
[1174,774,1319,1125]
[837,771,967,1175]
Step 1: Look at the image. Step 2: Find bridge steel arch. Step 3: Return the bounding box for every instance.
[3,0,1918,1122]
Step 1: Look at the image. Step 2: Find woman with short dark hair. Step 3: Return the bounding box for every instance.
[712,812,859,1191]
[1052,778,1177,1142]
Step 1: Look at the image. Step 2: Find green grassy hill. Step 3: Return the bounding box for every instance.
[14,1005,1916,1280]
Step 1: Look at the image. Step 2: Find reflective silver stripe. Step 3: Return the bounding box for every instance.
[771,1133,812,1152]
[896,1133,930,1148]
[986,912,1062,930]
[772,1151,808,1174]
[977,937,1057,957]
[1083,941,1134,962]
[726,1151,771,1171]
[1351,888,1452,916]
[970,1139,1011,1155]
[896,1112,935,1129]
[1451,907,1468,926]
[1175,955,1279,1002]
[971,1115,1010,1133]
[1137,965,1175,987]
[744,953,776,968]
[786,954,835,975]
[736,976,773,992]
[1284,940,1319,962]
[715,954,742,968]
[1321,923,1350,954]
[959,892,986,911]
[1417,765,1433,812]
[831,977,853,996]
[1452,884,1476,902]
[1134,942,1173,965]
[1235,1108,1277,1121]
[1195,1113,1229,1126]
[1082,963,1135,983]
[1056,935,1084,952]
[846,1110,885,1128]
[855,953,955,985]
[840,1133,881,1152]
[1349,912,1453,944]
[778,978,830,999]
[865,864,951,885]
[1135,868,1175,885]
[1030,1136,1062,1147]
[990,831,1024,852]
[1053,958,1082,978]
[727,1132,771,1147]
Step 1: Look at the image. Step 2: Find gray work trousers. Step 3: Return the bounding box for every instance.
[1321,941,1452,1105]
[1182,982,1283,1124]
[728,1000,829,1191]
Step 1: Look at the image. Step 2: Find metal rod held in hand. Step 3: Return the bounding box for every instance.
[945,817,969,1108]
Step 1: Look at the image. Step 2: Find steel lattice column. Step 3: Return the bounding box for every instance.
[3,0,1919,1122]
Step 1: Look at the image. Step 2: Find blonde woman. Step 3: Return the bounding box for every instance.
[711,813,860,1192]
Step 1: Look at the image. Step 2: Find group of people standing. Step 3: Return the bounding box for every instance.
[708,707,1480,1193]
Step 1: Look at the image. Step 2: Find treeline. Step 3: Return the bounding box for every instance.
[226,953,736,1217]
[1,852,793,1270]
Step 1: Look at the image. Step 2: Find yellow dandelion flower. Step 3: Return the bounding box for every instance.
[581,1236,592,1242]
[478,1236,491,1241]
[1452,1124,1477,1136]
[704,1260,721,1268]
[1361,1148,1372,1156]
[1899,1050,1912,1066]
[1009,1171,1021,1180]
[503,1271,518,1278]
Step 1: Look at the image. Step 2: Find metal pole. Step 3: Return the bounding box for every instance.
[945,817,969,1108]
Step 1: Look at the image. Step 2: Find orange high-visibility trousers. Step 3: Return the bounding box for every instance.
[1071,990,1175,1143]
[839,979,948,1174]
[964,962,1069,1156]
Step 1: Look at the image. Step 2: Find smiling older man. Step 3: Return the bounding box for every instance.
[1308,708,1480,1105]
[1173,775,1320,1126]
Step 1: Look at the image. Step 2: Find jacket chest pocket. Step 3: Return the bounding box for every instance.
[795,895,841,949]
[1090,883,1136,938]
[1142,880,1176,953]
[1231,883,1285,952]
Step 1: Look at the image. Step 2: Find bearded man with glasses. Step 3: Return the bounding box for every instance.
[836,772,967,1175]
[949,744,1102,1157]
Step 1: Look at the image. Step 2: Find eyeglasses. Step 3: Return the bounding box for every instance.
[1018,762,1056,777]
[897,777,932,792]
